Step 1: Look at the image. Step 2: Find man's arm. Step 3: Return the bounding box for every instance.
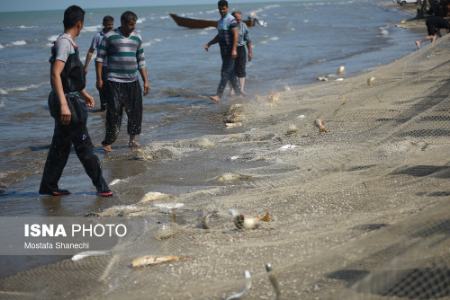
[95,61,104,91]
[139,68,150,96]
[84,48,95,74]
[204,34,219,51]
[247,41,253,61]
[51,61,71,125]
[80,89,95,108]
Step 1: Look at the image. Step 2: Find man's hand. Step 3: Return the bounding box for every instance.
[83,66,88,75]
[84,93,95,108]
[143,80,150,96]
[60,104,71,125]
[204,43,210,52]
[232,48,237,59]
[248,51,253,62]
[96,79,103,91]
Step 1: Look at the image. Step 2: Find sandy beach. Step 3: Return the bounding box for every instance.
[1,10,450,298]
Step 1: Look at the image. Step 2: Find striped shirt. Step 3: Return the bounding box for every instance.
[96,28,146,83]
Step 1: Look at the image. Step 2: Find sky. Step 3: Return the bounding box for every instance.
[0,0,289,12]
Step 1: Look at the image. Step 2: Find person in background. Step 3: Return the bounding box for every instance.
[84,15,114,112]
[40,5,112,197]
[204,0,240,103]
[232,10,253,96]
[415,15,450,48]
[96,11,150,152]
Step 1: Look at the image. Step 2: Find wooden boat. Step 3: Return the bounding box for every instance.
[169,13,256,29]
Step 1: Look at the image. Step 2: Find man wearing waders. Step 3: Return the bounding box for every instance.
[96,11,150,152]
[39,5,112,197]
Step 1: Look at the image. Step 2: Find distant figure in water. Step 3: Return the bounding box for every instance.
[231,10,253,96]
[415,16,450,48]
[84,15,114,112]
[204,0,241,103]
[39,5,112,197]
[96,11,150,152]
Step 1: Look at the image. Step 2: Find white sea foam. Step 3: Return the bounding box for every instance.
[160,16,170,20]
[82,25,100,32]
[0,44,4,49]
[269,36,279,41]
[142,42,152,47]
[137,17,146,24]
[18,25,36,29]
[1,83,46,94]
[8,40,27,46]
[250,4,281,17]
[48,35,59,42]
[154,38,162,42]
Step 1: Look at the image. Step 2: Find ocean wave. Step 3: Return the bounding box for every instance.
[18,25,37,29]
[142,38,163,48]
[0,44,4,50]
[6,40,27,47]
[47,35,59,42]
[82,25,101,32]
[250,4,281,17]
[160,16,170,20]
[137,17,146,24]
[0,82,46,95]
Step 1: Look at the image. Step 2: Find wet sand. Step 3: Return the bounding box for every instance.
[3,17,450,300]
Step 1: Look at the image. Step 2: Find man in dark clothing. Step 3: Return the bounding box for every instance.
[204,0,241,103]
[40,5,112,197]
[415,16,450,48]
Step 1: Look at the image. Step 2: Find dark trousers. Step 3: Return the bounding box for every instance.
[40,92,109,193]
[102,80,143,146]
[99,67,109,110]
[217,54,240,97]
[235,46,247,78]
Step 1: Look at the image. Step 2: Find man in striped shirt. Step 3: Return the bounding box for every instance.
[96,11,150,152]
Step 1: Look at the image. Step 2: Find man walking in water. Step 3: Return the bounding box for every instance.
[96,11,150,152]
[204,0,240,103]
[415,15,450,48]
[40,5,112,197]
[232,10,253,95]
[84,15,114,112]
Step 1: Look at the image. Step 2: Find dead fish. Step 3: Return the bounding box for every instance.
[139,192,171,204]
[265,263,281,300]
[224,270,252,300]
[315,119,328,133]
[335,78,344,82]
[131,255,182,268]
[197,137,215,149]
[286,124,298,135]
[258,211,272,222]
[72,250,110,262]
[278,144,296,151]
[268,92,280,103]
[367,76,376,87]
[154,223,179,240]
[217,173,252,183]
[109,179,122,186]
[153,203,185,214]
[317,76,328,82]
[234,215,260,230]
[225,122,242,128]
[337,65,345,76]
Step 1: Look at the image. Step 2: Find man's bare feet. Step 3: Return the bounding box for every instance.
[209,95,220,103]
[128,140,140,149]
[103,144,112,152]
[415,40,421,49]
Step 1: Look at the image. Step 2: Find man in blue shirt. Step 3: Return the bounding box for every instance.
[204,0,241,103]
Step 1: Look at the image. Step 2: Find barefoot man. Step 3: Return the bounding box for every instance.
[232,10,253,95]
[84,15,114,112]
[204,0,241,103]
[415,16,450,48]
[96,11,150,152]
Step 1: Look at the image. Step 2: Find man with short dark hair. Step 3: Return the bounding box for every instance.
[84,15,114,111]
[40,5,112,197]
[96,11,150,152]
[204,0,241,103]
